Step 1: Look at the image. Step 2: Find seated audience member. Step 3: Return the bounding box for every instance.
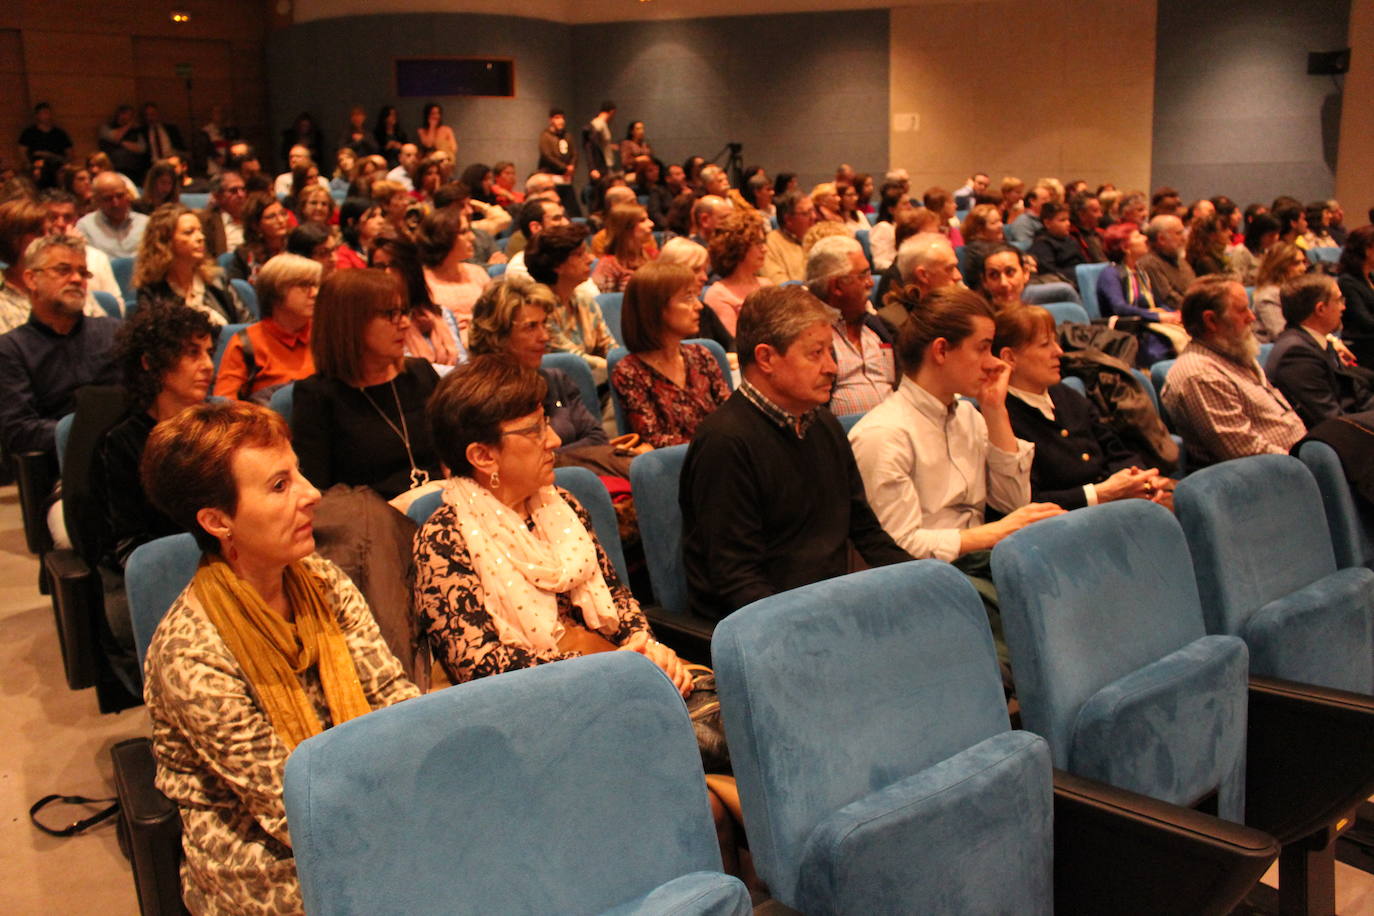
[334,197,385,270]
[611,262,731,447]
[432,180,509,261]
[1117,191,1149,228]
[838,181,870,232]
[870,180,915,272]
[1069,193,1106,262]
[1137,214,1196,311]
[590,203,656,293]
[273,143,328,197]
[998,176,1026,224]
[141,401,418,916]
[467,275,619,468]
[761,190,816,284]
[850,285,1061,564]
[1326,200,1349,246]
[413,352,693,681]
[960,203,1007,283]
[227,192,291,283]
[922,186,963,246]
[1,196,52,333]
[954,172,990,211]
[385,142,420,192]
[1302,200,1338,249]
[681,285,912,620]
[1251,242,1309,342]
[874,207,943,305]
[994,304,1171,510]
[687,194,730,251]
[285,222,336,277]
[415,206,489,345]
[656,236,736,354]
[0,235,119,460]
[1097,223,1184,364]
[213,254,320,401]
[1026,201,1084,289]
[1150,186,1182,219]
[40,189,125,314]
[738,171,774,222]
[134,159,181,215]
[370,236,463,370]
[1337,226,1374,367]
[525,222,618,383]
[704,209,772,335]
[1274,205,1308,248]
[489,160,523,210]
[134,204,251,325]
[1004,182,1053,249]
[370,179,412,239]
[199,169,247,258]
[805,235,894,416]
[1265,274,1374,428]
[506,197,565,259]
[699,164,731,203]
[1227,212,1278,286]
[1186,215,1230,276]
[292,269,442,500]
[1162,276,1307,466]
[58,163,96,216]
[293,184,335,230]
[77,171,148,259]
[878,232,962,335]
[979,244,1077,314]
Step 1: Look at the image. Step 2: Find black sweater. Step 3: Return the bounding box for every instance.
[680,390,911,620]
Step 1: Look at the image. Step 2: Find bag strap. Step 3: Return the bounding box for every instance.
[236,326,259,401]
[29,793,119,838]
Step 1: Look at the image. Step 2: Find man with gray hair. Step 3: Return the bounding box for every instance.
[680,284,912,620]
[77,171,148,259]
[806,235,894,415]
[0,235,119,459]
[1137,214,1195,310]
[878,232,962,335]
[762,190,816,284]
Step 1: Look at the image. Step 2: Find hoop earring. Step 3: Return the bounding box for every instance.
[488,469,501,490]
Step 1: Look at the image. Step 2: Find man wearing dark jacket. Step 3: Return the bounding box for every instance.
[1266,274,1374,429]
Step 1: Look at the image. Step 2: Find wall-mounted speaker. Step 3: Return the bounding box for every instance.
[1307,49,1350,75]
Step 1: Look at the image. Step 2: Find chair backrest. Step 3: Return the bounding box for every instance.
[629,444,689,614]
[268,382,294,420]
[1298,440,1374,569]
[713,561,1014,905]
[554,466,629,584]
[55,413,74,474]
[1150,358,1175,407]
[868,273,882,306]
[689,337,734,390]
[179,192,210,211]
[406,489,443,526]
[212,323,249,373]
[991,500,1209,766]
[1075,262,1110,318]
[229,278,260,320]
[539,353,598,421]
[216,251,236,272]
[835,410,865,433]
[126,533,202,666]
[92,290,123,319]
[486,261,508,278]
[110,256,135,301]
[1061,375,1087,395]
[284,653,727,916]
[595,291,624,342]
[1040,301,1089,326]
[606,346,631,436]
[854,228,872,264]
[1307,246,1341,265]
[955,243,972,280]
[1174,455,1340,637]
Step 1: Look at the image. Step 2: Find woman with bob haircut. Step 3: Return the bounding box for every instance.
[525,222,618,383]
[292,269,443,499]
[141,400,419,916]
[590,202,656,293]
[960,203,1008,288]
[134,203,251,325]
[415,205,489,343]
[656,236,735,354]
[370,235,463,369]
[612,261,731,447]
[226,192,292,283]
[993,304,1171,511]
[703,209,772,336]
[214,253,321,401]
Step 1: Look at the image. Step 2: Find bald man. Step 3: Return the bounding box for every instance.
[76,171,149,258]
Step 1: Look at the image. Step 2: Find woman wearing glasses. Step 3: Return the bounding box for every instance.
[291,269,442,500]
[213,253,321,402]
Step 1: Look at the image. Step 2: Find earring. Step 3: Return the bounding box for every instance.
[488,469,501,490]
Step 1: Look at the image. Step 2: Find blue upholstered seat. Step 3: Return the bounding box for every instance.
[284,653,749,916]
[1298,440,1374,569]
[1175,454,1374,694]
[713,561,1053,913]
[110,256,135,302]
[229,278,259,320]
[125,533,202,666]
[267,382,293,420]
[212,323,248,373]
[1040,301,1089,326]
[1075,262,1110,318]
[854,227,872,264]
[596,291,624,342]
[991,500,1249,821]
[606,346,631,435]
[92,290,123,318]
[629,444,689,615]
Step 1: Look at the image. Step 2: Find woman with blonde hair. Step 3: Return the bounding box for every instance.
[1251,242,1309,342]
[214,253,321,401]
[294,183,336,229]
[590,203,656,293]
[656,236,736,354]
[811,181,846,228]
[134,203,250,325]
[703,209,771,335]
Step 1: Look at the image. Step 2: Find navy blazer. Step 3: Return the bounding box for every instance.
[1265,327,1374,429]
[1005,383,1145,510]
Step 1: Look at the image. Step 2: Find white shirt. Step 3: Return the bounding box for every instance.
[849,377,1033,561]
[220,210,244,251]
[76,209,148,259]
[272,172,329,197]
[384,165,414,192]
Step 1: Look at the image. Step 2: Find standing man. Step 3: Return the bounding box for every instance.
[582,101,616,183]
[141,103,185,168]
[537,108,581,217]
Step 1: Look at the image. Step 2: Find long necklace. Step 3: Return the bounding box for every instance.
[358,379,430,489]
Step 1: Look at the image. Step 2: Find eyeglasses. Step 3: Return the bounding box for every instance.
[373,306,408,323]
[501,415,551,441]
[32,264,93,280]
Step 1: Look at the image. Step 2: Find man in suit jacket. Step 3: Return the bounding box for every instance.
[199,169,248,258]
[1266,274,1374,429]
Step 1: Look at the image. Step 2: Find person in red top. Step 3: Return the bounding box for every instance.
[213,252,320,401]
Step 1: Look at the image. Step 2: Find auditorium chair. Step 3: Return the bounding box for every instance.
[854,227,872,264]
[211,323,248,373]
[606,338,733,436]
[1076,262,1110,317]
[595,290,623,341]
[284,653,751,916]
[267,382,293,420]
[92,290,123,318]
[539,351,598,420]
[228,278,259,320]
[1040,301,1089,326]
[714,560,1277,915]
[110,256,135,303]
[1298,440,1374,570]
[486,261,507,278]
[992,499,1374,916]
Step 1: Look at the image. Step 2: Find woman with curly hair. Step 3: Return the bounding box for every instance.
[134,203,251,325]
[703,209,772,335]
[226,192,292,283]
[294,183,336,229]
[590,203,656,293]
[1186,215,1230,277]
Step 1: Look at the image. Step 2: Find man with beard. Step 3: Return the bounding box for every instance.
[1162,276,1306,466]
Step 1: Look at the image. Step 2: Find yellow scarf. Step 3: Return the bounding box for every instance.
[193,556,373,750]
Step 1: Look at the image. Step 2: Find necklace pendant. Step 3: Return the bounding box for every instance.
[410,467,431,489]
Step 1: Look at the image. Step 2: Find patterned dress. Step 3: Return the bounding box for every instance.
[610,344,731,447]
[413,489,650,685]
[143,555,419,916]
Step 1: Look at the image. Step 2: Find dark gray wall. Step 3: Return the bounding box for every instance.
[265,10,889,188]
[1152,0,1350,206]
[571,11,889,190]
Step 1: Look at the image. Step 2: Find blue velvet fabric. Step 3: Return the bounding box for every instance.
[600,873,750,916]
[284,653,736,916]
[125,532,201,666]
[1299,441,1374,569]
[712,561,1036,908]
[1175,454,1374,692]
[1071,634,1249,820]
[796,731,1052,916]
[629,444,690,615]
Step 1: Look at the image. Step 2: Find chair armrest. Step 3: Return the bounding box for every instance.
[14,449,55,555]
[110,738,187,916]
[42,549,102,690]
[643,606,715,666]
[600,871,751,915]
[1053,769,1277,916]
[1246,676,1374,845]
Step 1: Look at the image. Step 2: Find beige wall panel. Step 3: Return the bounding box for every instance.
[22,31,134,75]
[1335,2,1374,216]
[133,37,232,81]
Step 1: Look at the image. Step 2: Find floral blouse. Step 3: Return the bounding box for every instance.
[610,343,731,447]
[413,489,649,686]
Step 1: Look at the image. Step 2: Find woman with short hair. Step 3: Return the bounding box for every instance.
[590,203,656,293]
[657,236,736,354]
[226,192,292,283]
[334,197,385,270]
[293,183,335,229]
[370,235,463,370]
[134,203,251,325]
[703,209,772,336]
[214,253,321,401]
[525,222,618,382]
[142,400,418,916]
